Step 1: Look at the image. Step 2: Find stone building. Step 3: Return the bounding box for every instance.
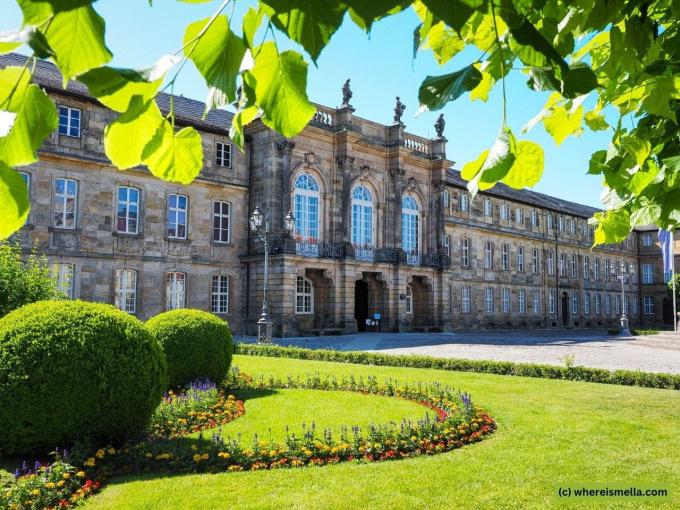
[4,53,669,336]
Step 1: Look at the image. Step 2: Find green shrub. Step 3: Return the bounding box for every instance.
[147,309,233,388]
[0,300,166,455]
[631,329,660,336]
[235,344,680,391]
[0,241,63,317]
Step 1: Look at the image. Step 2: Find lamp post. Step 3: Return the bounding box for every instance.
[612,260,632,336]
[249,206,295,344]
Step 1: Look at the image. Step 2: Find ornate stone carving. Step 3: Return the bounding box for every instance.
[275,140,295,156]
[304,152,317,165]
[405,176,419,193]
[393,96,406,124]
[341,79,353,107]
[336,155,355,173]
[434,113,445,138]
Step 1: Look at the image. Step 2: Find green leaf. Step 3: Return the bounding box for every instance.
[229,104,259,149]
[104,97,164,169]
[543,105,583,146]
[630,203,661,227]
[421,21,464,65]
[421,0,478,34]
[588,150,608,175]
[243,43,316,138]
[44,4,112,83]
[461,11,507,52]
[592,209,630,245]
[469,65,493,102]
[242,7,264,49]
[184,15,246,110]
[17,0,92,26]
[629,161,660,195]
[343,0,405,31]
[641,75,680,119]
[418,64,482,112]
[0,161,29,239]
[506,16,568,79]
[0,81,58,166]
[259,0,345,62]
[584,110,609,131]
[621,135,651,167]
[501,141,544,189]
[468,128,517,195]
[142,122,203,184]
[561,62,598,98]
[461,149,488,181]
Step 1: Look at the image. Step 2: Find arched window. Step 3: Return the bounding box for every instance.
[401,195,420,258]
[293,174,320,241]
[351,185,374,247]
[295,275,313,314]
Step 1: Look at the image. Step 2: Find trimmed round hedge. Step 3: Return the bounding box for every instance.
[146,309,233,388]
[0,300,167,456]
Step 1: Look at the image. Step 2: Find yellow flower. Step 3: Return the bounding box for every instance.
[107,447,116,455]
[218,452,231,459]
[62,472,71,479]
[57,480,65,488]
[145,453,153,458]
[201,453,209,460]
[45,482,55,489]
[96,448,106,458]
[191,445,198,451]
[84,457,96,467]
[76,471,86,478]
[193,454,202,462]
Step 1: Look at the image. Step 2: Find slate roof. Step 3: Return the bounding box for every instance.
[0,53,233,133]
[447,168,601,219]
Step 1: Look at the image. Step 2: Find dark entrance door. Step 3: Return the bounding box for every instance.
[355,280,369,332]
[561,292,569,326]
[663,298,673,325]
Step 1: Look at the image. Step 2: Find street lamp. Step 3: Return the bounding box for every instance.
[612,260,632,336]
[249,206,295,344]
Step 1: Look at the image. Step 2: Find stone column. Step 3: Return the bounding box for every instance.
[277,141,295,231]
[337,155,355,244]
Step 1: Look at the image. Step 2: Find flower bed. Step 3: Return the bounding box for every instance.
[1,369,495,509]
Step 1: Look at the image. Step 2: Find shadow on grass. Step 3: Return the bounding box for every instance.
[231,387,277,403]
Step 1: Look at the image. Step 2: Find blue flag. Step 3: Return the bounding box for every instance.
[658,229,673,283]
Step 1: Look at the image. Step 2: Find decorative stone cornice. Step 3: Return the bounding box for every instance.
[275,140,295,156]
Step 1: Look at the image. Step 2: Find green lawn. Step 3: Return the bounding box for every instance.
[55,355,680,508]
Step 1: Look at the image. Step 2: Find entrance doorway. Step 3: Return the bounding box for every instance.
[663,297,673,325]
[355,280,369,331]
[561,292,569,326]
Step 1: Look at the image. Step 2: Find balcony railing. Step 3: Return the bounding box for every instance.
[406,251,421,266]
[353,246,375,262]
[295,240,320,257]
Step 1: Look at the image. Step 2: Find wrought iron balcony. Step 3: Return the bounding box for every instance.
[353,245,375,262]
[406,251,421,266]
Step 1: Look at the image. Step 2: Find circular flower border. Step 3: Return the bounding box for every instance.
[2,369,496,509]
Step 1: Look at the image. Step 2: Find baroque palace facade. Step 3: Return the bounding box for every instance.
[4,53,676,336]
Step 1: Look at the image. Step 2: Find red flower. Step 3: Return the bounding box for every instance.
[59,499,69,508]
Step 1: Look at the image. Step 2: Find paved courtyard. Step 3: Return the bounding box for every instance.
[238,330,680,374]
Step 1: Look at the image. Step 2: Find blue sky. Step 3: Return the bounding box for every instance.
[3,0,610,208]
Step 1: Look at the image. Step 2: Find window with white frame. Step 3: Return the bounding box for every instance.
[442,190,450,209]
[642,263,654,284]
[583,255,589,279]
[502,243,510,271]
[211,274,229,313]
[570,219,576,235]
[484,241,493,269]
[215,141,232,168]
[594,258,600,280]
[114,269,137,313]
[584,292,591,314]
[643,296,654,315]
[294,174,320,241]
[547,213,553,230]
[165,272,186,310]
[116,186,140,234]
[532,248,539,274]
[500,204,509,220]
[531,210,538,227]
[547,250,554,275]
[533,290,540,314]
[461,285,471,313]
[401,195,420,256]
[54,178,77,229]
[594,293,601,315]
[549,289,555,314]
[461,237,470,267]
[559,253,566,276]
[52,263,74,298]
[20,172,30,225]
[485,287,494,313]
[443,234,450,256]
[571,253,577,277]
[484,198,492,216]
[212,201,231,243]
[502,288,510,313]
[352,186,374,247]
[58,105,81,137]
[296,275,314,314]
[559,216,565,232]
[572,292,579,314]
[517,246,524,272]
[605,293,611,315]
[167,194,188,239]
[519,289,526,314]
[642,233,653,247]
[515,208,524,225]
[460,192,469,212]
[405,284,413,314]
[605,258,610,280]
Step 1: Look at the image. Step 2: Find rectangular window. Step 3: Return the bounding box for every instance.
[461,286,471,313]
[484,198,492,217]
[296,276,314,314]
[515,208,524,225]
[485,287,494,313]
[211,275,229,313]
[559,253,566,277]
[54,178,78,229]
[502,244,509,271]
[461,238,470,267]
[443,234,450,256]
[632,295,638,316]
[644,296,655,315]
[484,242,493,270]
[58,105,81,137]
[165,272,186,310]
[517,246,524,272]
[547,214,553,230]
[215,141,232,168]
[502,288,510,313]
[460,193,469,212]
[594,258,600,280]
[212,201,230,243]
[500,204,509,220]
[642,233,653,247]
[533,290,540,314]
[571,253,577,278]
[605,259,610,280]
[559,216,565,232]
[572,292,579,314]
[52,263,75,298]
[167,194,188,239]
[584,292,591,314]
[532,248,539,274]
[531,210,538,227]
[547,250,554,275]
[583,256,589,280]
[20,172,30,225]
[624,295,629,315]
[605,294,611,315]
[549,289,555,314]
[594,293,601,315]
[519,289,526,314]
[114,269,137,313]
[116,186,140,234]
[443,190,450,209]
[642,263,654,284]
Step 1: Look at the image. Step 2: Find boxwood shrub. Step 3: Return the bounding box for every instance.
[147,309,233,388]
[0,300,166,456]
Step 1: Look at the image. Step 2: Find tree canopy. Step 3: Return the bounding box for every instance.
[0,0,679,243]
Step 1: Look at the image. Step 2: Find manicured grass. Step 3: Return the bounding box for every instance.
[73,355,680,508]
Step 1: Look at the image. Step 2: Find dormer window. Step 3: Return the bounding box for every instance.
[58,106,80,137]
